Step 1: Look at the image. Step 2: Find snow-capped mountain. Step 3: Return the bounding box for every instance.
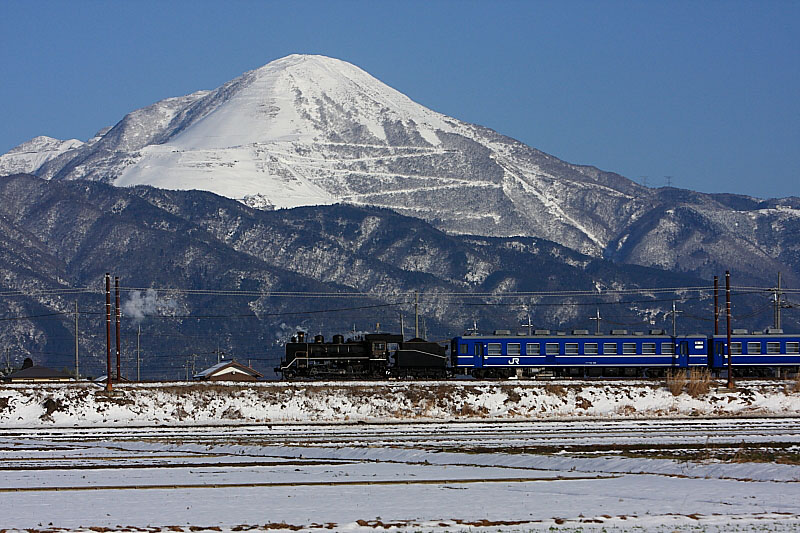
[0,136,84,176]
[2,54,799,285]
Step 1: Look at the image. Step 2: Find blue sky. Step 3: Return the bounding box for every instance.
[1,1,797,198]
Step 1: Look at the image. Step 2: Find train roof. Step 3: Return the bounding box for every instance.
[455,331,706,339]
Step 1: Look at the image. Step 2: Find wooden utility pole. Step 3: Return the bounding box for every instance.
[105,273,112,392]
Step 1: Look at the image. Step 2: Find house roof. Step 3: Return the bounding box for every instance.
[8,365,73,380]
[193,360,262,379]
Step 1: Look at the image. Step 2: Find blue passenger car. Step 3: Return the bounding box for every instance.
[710,329,800,376]
[451,329,707,378]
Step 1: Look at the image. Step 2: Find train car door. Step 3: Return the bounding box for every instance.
[475,342,484,368]
[714,341,725,369]
[676,341,689,368]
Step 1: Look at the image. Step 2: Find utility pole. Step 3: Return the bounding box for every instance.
[74,300,79,381]
[137,324,141,382]
[726,270,734,389]
[105,273,112,392]
[771,272,783,330]
[114,276,121,382]
[713,276,719,336]
[670,301,682,337]
[665,175,673,188]
[400,314,405,339]
[589,308,602,335]
[521,314,534,336]
[414,291,419,339]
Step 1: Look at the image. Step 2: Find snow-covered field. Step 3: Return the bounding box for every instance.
[2,381,800,531]
[2,379,800,428]
[2,420,800,532]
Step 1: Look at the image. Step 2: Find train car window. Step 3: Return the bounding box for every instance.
[546,343,559,355]
[507,343,521,355]
[603,343,617,355]
[731,342,742,354]
[715,342,724,355]
[373,342,385,350]
[565,343,579,355]
[488,343,502,356]
[767,342,780,354]
[642,343,656,355]
[787,342,800,354]
[585,343,598,355]
[459,343,469,355]
[662,342,674,355]
[747,342,761,355]
[526,343,539,355]
[623,343,636,355]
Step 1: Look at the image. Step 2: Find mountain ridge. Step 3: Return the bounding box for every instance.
[1,54,798,286]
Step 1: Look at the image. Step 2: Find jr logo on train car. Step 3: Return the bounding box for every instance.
[508,358,520,365]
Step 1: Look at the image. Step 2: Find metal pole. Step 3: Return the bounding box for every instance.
[137,325,141,382]
[400,314,405,339]
[115,276,121,381]
[105,273,112,392]
[777,272,782,330]
[726,270,734,389]
[713,276,719,336]
[672,301,677,338]
[74,300,79,381]
[414,291,419,339]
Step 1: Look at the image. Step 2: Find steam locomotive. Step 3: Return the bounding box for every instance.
[277,331,447,379]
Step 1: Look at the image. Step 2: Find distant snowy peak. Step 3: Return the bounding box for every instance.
[159,54,453,150]
[0,136,83,175]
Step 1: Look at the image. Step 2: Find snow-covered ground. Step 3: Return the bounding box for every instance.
[1,420,800,532]
[3,382,800,531]
[1,379,799,428]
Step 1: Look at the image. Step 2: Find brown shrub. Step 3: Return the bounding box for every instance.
[687,368,713,398]
[504,389,522,404]
[665,371,687,396]
[544,383,567,397]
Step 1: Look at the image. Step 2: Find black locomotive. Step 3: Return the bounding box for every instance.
[276,331,447,379]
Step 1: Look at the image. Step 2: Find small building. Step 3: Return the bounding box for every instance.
[6,359,73,383]
[193,360,262,382]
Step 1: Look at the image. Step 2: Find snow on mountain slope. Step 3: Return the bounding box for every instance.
[5,54,800,282]
[0,136,83,175]
[7,54,641,254]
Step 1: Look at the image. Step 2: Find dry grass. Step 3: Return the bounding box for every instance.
[665,370,687,396]
[686,368,713,398]
[544,383,567,397]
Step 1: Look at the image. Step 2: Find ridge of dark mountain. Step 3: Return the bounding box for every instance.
[0,173,793,379]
